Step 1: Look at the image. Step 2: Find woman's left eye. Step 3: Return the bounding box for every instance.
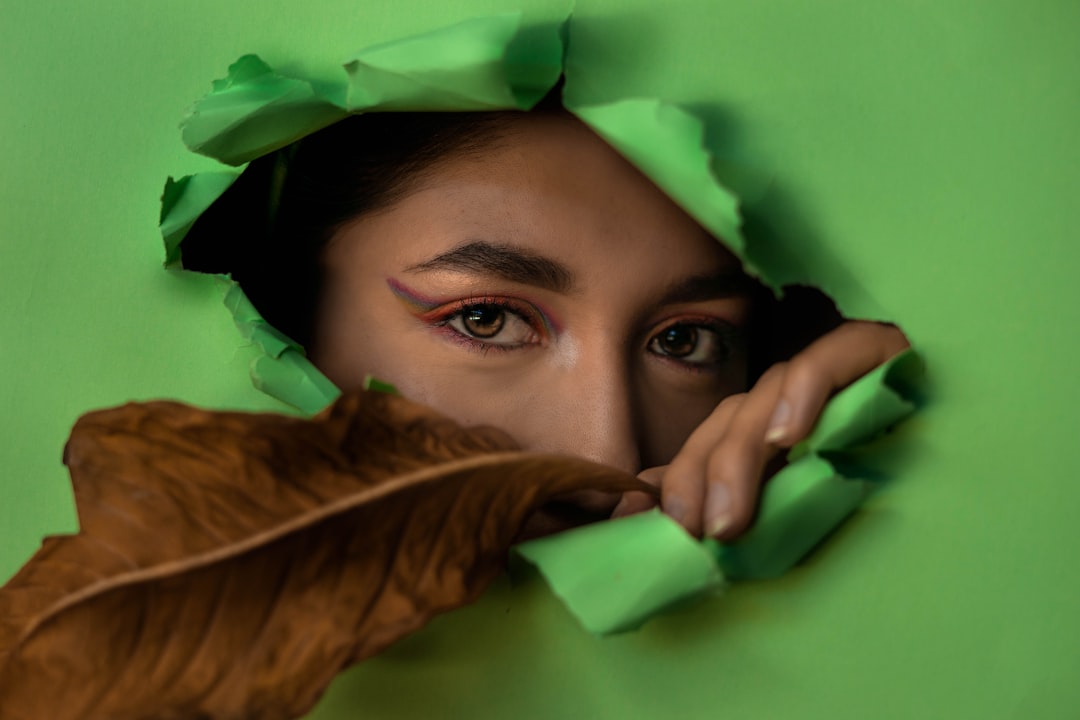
[648,323,732,366]
[444,303,538,347]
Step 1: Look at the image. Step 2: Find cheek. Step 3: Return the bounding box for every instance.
[634,391,725,467]
[313,280,553,433]
[313,277,751,473]
[391,364,553,440]
[634,357,749,467]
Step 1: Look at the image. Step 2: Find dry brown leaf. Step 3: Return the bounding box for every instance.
[0,391,647,719]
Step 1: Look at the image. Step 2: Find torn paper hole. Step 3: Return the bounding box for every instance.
[161,13,922,636]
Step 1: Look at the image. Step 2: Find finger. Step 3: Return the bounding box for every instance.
[610,466,664,518]
[701,363,790,540]
[660,393,747,536]
[764,322,910,448]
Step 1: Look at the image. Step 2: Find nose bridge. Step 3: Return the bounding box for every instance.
[532,338,641,475]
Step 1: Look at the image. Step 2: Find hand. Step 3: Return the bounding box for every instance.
[612,321,910,540]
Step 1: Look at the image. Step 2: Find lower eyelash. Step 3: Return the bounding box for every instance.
[433,326,514,355]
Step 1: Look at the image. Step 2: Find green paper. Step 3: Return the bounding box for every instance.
[222,279,301,359]
[159,172,241,267]
[182,54,349,167]
[714,350,923,582]
[571,100,748,269]
[518,350,918,633]
[180,13,565,168]
[790,348,921,460]
[221,279,341,414]
[360,376,400,395]
[159,12,927,635]
[516,509,724,635]
[344,13,564,110]
[711,455,865,581]
[8,2,1079,717]
[249,351,341,415]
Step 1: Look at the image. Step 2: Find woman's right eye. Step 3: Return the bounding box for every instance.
[442,302,539,348]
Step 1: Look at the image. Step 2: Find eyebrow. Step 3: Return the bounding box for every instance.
[656,270,757,306]
[405,240,576,294]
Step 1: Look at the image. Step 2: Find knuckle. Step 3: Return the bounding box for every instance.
[715,392,747,415]
[780,355,821,394]
[704,439,754,485]
[758,361,789,384]
[680,393,747,455]
[663,455,700,489]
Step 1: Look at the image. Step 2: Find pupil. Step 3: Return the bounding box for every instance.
[660,326,697,357]
[463,307,505,338]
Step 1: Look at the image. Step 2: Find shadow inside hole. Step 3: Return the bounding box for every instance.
[178,100,919,536]
[167,89,928,695]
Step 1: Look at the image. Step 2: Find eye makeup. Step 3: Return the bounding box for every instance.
[386,277,447,315]
[386,277,557,346]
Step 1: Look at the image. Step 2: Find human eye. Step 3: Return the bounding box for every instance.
[647,320,735,368]
[435,298,542,350]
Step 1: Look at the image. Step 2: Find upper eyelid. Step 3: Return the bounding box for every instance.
[646,315,740,342]
[646,317,742,359]
[387,278,560,339]
[428,297,551,338]
[430,297,534,321]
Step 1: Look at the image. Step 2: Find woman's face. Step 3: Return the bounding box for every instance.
[312,113,752,476]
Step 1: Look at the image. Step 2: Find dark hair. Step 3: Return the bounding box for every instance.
[181,111,527,349]
[181,109,844,380]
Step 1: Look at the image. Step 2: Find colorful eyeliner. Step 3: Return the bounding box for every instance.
[385,277,559,336]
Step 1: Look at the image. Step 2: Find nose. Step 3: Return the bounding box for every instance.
[514,344,641,476]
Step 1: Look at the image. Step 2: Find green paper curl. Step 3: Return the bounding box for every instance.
[518,349,921,633]
[344,13,565,111]
[710,456,866,582]
[221,279,341,414]
[182,54,349,167]
[179,14,566,168]
[159,10,922,637]
[160,172,241,267]
[516,509,725,635]
[790,347,922,460]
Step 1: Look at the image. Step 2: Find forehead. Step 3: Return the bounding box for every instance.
[330,112,741,284]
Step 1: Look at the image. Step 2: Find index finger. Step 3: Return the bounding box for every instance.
[765,322,909,447]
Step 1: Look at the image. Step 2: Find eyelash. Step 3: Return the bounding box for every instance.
[419,297,737,370]
[422,296,546,353]
[645,316,739,372]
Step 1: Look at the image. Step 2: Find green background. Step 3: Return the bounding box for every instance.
[2,1,1077,717]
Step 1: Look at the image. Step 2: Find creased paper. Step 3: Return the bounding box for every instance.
[518,350,921,632]
[156,11,923,638]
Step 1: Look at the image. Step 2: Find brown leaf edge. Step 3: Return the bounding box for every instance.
[0,392,648,720]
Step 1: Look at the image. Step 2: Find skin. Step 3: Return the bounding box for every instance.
[311,112,909,540]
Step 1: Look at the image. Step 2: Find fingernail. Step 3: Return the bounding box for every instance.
[612,494,644,518]
[664,495,688,527]
[765,399,792,444]
[705,483,732,537]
